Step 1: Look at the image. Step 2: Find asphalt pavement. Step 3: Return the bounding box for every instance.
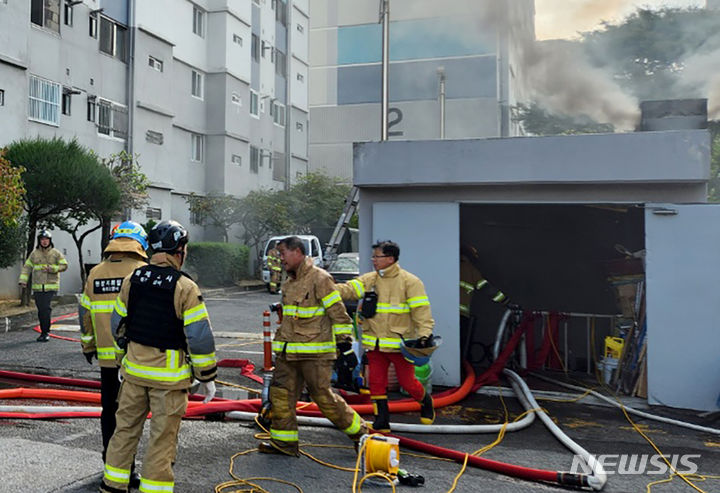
[1,287,719,493]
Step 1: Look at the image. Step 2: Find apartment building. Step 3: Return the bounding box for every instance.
[0,0,308,293]
[308,0,535,179]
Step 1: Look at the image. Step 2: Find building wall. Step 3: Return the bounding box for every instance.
[0,0,308,293]
[308,0,534,179]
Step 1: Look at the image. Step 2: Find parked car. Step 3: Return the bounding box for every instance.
[261,235,324,290]
[326,252,360,314]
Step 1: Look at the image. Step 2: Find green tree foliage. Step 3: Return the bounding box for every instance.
[185,193,243,243]
[5,137,121,289]
[0,218,26,269]
[99,151,150,251]
[0,148,25,226]
[581,8,720,101]
[512,103,614,136]
[237,189,292,261]
[285,171,352,232]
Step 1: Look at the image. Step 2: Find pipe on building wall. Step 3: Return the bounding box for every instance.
[126,0,136,156]
[437,66,446,139]
[284,0,292,188]
[380,0,389,141]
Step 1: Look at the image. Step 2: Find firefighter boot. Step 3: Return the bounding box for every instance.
[420,392,435,425]
[371,398,391,433]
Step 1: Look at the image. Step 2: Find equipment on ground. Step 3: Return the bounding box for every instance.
[400,335,443,366]
[359,434,400,487]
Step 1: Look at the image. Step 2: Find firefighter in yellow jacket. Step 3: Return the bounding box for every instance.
[336,240,435,432]
[258,235,368,456]
[101,220,217,493]
[18,229,68,342]
[267,241,282,294]
[79,221,148,487]
[459,244,511,319]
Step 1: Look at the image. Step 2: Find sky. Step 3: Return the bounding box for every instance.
[535,0,704,39]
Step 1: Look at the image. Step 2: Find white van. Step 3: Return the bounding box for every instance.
[261,235,323,288]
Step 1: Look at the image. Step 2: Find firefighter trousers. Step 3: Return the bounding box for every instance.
[268,354,367,455]
[33,291,54,335]
[101,380,188,493]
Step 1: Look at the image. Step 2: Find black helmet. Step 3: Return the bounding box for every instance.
[37,229,52,240]
[148,220,188,253]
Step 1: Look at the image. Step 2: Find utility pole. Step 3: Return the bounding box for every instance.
[379,0,389,142]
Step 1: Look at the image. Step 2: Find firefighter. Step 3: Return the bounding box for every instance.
[18,229,68,342]
[459,244,512,318]
[267,241,282,294]
[79,221,148,486]
[258,235,368,456]
[100,220,217,493]
[336,240,435,432]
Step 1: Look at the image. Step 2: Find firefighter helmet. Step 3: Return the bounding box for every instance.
[400,335,442,366]
[148,220,188,253]
[37,229,52,240]
[112,221,148,250]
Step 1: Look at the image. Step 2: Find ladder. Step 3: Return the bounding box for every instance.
[324,186,359,266]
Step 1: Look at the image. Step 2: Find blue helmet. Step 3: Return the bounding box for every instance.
[112,221,148,250]
[400,335,443,366]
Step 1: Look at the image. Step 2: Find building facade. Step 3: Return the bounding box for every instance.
[0,0,308,294]
[307,0,535,179]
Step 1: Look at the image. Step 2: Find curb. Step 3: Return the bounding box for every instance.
[1,303,78,334]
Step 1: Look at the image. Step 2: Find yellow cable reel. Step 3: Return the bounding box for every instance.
[360,434,400,486]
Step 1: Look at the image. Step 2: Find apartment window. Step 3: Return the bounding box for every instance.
[28,75,60,125]
[87,97,96,121]
[251,34,259,62]
[148,56,163,72]
[31,0,60,33]
[250,146,259,174]
[192,6,205,38]
[272,101,285,126]
[99,17,127,62]
[89,12,97,37]
[191,133,204,162]
[275,50,287,77]
[0,89,4,106]
[61,92,71,116]
[96,98,128,139]
[64,3,73,26]
[146,207,162,220]
[296,73,304,82]
[250,90,259,116]
[233,34,243,46]
[296,23,304,33]
[231,154,242,166]
[231,93,241,106]
[276,0,287,26]
[191,70,203,99]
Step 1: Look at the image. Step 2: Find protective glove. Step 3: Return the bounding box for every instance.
[416,336,431,348]
[84,351,97,365]
[336,341,353,354]
[199,380,216,404]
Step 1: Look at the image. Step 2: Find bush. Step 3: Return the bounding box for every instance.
[185,242,249,287]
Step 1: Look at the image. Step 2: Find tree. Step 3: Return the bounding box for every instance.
[581,8,720,102]
[184,193,243,242]
[285,171,352,232]
[0,149,26,268]
[5,137,122,293]
[512,103,614,136]
[237,189,292,262]
[98,151,150,251]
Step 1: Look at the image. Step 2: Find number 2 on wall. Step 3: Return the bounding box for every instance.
[388,107,404,137]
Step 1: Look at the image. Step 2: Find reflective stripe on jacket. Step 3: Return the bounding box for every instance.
[459,254,509,316]
[110,253,218,389]
[79,246,147,368]
[336,262,434,353]
[19,247,68,292]
[273,256,353,360]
